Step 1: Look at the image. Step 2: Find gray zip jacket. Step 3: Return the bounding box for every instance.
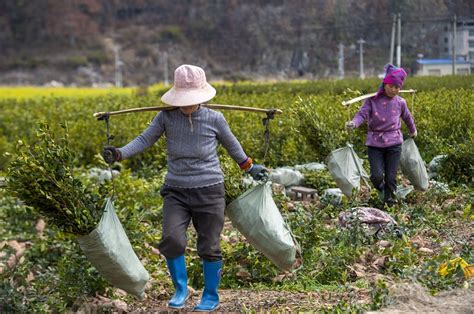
[119,107,248,188]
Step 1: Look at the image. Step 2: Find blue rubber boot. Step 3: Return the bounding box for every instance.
[193,260,222,312]
[166,255,189,309]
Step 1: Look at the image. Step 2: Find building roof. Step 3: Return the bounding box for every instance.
[416,59,471,65]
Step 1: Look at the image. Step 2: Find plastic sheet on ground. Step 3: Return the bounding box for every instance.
[339,207,397,236]
[268,167,304,187]
[226,183,300,271]
[77,199,149,298]
[321,188,343,205]
[294,162,326,171]
[429,180,450,193]
[395,185,414,199]
[428,154,447,178]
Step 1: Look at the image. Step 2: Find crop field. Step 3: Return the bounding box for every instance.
[0,75,473,312]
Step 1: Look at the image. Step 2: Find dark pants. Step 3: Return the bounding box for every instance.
[158,183,226,261]
[368,144,402,203]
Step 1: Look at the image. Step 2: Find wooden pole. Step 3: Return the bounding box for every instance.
[341,89,416,106]
[93,104,283,119]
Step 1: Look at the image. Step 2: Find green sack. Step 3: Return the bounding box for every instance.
[326,143,369,197]
[400,138,429,191]
[226,183,299,271]
[77,198,149,298]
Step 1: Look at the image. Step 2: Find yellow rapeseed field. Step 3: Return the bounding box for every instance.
[0,86,135,99]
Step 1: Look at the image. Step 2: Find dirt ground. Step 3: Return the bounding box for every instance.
[369,282,474,314]
[75,282,473,313]
[79,288,371,312]
[4,194,472,313]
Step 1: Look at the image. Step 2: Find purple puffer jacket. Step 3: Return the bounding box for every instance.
[352,94,416,148]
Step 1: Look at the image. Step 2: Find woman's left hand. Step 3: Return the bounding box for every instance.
[248,164,268,181]
[410,130,418,138]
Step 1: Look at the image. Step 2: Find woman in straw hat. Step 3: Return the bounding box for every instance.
[102,64,267,311]
[345,64,417,208]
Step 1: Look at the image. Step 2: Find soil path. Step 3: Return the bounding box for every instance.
[127,288,371,312]
[79,283,472,313]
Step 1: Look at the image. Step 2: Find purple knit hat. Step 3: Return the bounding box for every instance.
[382,64,407,87]
[375,64,407,97]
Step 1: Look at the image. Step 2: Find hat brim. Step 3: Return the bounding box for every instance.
[161,83,216,107]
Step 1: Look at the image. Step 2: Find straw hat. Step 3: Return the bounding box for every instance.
[161,64,216,107]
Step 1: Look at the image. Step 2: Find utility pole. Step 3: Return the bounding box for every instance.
[163,51,169,86]
[357,39,366,79]
[452,14,457,75]
[396,13,401,67]
[389,14,396,64]
[338,43,345,79]
[113,45,123,87]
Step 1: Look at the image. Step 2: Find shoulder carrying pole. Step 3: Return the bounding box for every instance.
[94,103,283,165]
[93,104,282,120]
[341,89,417,106]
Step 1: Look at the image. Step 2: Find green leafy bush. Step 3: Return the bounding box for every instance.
[301,168,336,194]
[0,77,473,311]
[438,143,474,187]
[0,223,109,312]
[6,123,102,235]
[219,151,247,204]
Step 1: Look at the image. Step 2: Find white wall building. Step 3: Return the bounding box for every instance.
[415,59,471,76]
[442,19,474,69]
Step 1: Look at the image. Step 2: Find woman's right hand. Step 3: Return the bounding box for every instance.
[102,145,121,164]
[345,121,356,130]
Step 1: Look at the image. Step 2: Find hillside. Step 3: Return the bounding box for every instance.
[0,0,473,85]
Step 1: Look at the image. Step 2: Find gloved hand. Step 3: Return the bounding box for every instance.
[345,121,356,130]
[247,164,268,181]
[102,145,121,164]
[409,130,418,138]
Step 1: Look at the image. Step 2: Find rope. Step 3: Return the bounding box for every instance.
[261,109,277,163]
[346,107,353,143]
[101,113,116,200]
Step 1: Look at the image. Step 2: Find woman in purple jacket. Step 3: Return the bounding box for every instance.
[346,64,417,207]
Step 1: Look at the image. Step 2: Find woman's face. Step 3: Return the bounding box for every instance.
[179,104,200,114]
[384,84,401,98]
